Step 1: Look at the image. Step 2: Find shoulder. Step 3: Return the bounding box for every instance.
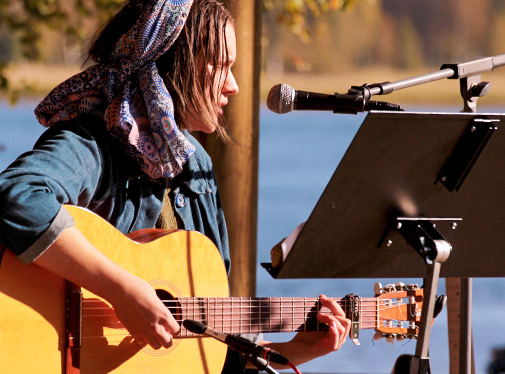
[38,116,109,144]
[35,116,139,178]
[184,131,214,172]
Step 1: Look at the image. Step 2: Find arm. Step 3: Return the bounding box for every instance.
[34,225,180,349]
[0,122,176,349]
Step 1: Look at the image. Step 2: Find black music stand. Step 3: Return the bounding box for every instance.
[263,111,505,374]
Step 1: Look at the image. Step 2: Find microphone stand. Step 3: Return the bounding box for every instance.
[246,354,280,374]
[348,53,505,113]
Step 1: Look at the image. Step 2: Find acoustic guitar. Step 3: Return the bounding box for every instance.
[0,205,427,374]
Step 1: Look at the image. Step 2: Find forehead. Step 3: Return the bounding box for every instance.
[224,22,236,62]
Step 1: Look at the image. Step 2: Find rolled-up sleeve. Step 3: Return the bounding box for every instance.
[0,121,105,262]
[18,205,75,264]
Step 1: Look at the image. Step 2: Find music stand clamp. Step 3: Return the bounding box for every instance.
[391,218,456,374]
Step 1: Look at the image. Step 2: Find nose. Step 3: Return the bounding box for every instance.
[223,70,239,96]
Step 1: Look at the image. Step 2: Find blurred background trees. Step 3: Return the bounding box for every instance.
[1,0,504,98]
[263,0,505,75]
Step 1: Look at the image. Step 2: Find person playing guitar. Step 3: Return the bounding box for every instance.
[0,1,351,373]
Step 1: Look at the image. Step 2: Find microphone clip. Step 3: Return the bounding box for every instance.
[347,84,404,112]
[183,319,289,366]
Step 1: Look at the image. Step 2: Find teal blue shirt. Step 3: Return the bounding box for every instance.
[0,117,230,273]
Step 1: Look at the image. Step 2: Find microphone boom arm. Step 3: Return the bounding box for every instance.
[348,53,505,113]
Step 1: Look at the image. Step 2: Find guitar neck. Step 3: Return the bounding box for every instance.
[174,296,379,336]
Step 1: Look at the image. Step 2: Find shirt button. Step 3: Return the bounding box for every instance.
[175,193,186,208]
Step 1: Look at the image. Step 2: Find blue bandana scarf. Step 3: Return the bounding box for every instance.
[34,0,196,179]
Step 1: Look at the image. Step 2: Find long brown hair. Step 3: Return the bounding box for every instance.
[88,0,234,141]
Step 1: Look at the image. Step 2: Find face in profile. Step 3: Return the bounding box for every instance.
[187,21,239,133]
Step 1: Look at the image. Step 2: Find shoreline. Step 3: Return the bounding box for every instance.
[2,63,505,107]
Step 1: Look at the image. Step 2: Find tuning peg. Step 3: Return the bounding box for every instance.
[373,331,383,340]
[395,282,406,291]
[384,284,396,292]
[385,333,395,344]
[374,282,383,295]
[396,334,406,342]
[407,284,419,290]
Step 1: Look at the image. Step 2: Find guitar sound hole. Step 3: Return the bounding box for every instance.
[155,289,182,326]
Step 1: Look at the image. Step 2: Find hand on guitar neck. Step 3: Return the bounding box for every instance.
[257,294,352,369]
[33,225,180,350]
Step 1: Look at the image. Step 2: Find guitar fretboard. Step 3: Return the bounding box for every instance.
[169,297,381,336]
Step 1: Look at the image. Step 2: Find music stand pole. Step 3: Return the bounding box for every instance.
[393,218,452,374]
[409,262,442,374]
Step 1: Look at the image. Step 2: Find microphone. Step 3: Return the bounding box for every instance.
[183,319,289,366]
[267,83,403,115]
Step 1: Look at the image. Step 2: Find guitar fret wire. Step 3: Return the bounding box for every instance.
[376,298,380,327]
[269,297,271,332]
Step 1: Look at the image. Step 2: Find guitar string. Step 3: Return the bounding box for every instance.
[79,302,412,319]
[79,299,416,309]
[80,299,418,313]
[80,298,410,307]
[79,310,399,317]
[80,301,409,312]
[77,304,412,319]
[80,296,414,302]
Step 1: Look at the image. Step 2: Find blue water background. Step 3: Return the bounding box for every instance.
[1,100,505,373]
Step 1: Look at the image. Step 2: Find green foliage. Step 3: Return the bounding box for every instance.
[263,0,357,43]
[0,0,355,101]
[0,0,123,101]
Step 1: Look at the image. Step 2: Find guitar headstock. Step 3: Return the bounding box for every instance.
[373,282,424,342]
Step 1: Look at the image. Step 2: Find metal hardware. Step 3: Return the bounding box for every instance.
[344,294,360,345]
[438,119,498,192]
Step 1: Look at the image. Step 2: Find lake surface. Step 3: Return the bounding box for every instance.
[1,100,505,373]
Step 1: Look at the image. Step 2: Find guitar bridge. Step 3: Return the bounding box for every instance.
[344,294,360,345]
[66,281,82,372]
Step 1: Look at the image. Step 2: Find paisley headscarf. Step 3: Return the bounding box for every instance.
[34,0,196,179]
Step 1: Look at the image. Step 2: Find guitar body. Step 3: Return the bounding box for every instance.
[0,243,67,373]
[0,205,230,374]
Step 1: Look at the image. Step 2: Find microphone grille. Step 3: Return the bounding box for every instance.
[266,83,295,114]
